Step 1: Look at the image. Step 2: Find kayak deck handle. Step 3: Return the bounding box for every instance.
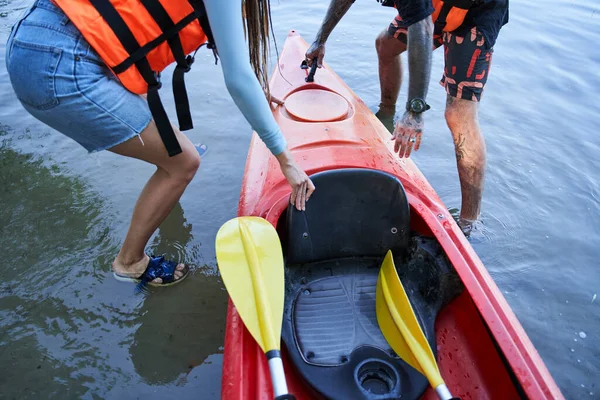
[300,58,318,82]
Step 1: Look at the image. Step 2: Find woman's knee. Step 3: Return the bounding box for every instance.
[109,120,200,183]
[168,146,200,184]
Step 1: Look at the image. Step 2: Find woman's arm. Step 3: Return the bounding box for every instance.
[203,0,286,156]
[202,0,316,210]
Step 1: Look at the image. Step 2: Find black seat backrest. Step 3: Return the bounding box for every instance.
[286,168,410,264]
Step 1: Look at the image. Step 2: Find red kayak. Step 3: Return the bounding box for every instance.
[221,31,563,400]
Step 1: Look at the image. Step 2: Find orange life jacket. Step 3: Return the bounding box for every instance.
[52,0,217,156]
[431,0,475,35]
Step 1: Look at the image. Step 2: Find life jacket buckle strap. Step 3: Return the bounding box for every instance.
[184,55,194,72]
[210,48,218,65]
[174,55,194,72]
[149,71,162,89]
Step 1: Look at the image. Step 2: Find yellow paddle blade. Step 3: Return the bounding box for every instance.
[376,250,444,389]
[215,216,284,353]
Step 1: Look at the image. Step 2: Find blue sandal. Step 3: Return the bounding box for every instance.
[113,255,189,289]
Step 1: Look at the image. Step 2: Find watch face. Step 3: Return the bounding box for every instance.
[411,99,425,113]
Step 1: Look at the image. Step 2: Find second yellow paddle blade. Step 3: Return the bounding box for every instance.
[376,250,444,388]
[215,216,284,353]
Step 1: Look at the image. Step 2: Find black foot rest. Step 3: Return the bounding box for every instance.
[281,238,464,400]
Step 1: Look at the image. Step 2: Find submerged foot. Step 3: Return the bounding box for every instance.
[375,104,396,134]
[457,217,476,237]
[448,208,483,238]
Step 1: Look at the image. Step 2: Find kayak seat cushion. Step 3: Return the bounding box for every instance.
[286,168,410,265]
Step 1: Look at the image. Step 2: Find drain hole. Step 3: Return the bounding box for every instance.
[363,376,389,395]
[356,360,397,396]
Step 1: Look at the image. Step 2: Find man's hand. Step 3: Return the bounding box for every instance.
[305,0,354,68]
[392,111,423,158]
[305,42,326,68]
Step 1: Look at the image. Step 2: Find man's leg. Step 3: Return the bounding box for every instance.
[445,96,486,224]
[375,16,408,129]
[375,32,406,111]
[440,27,494,231]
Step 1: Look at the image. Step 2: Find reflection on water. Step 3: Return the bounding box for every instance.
[129,270,227,387]
[0,128,227,398]
[0,134,118,399]
[150,202,195,263]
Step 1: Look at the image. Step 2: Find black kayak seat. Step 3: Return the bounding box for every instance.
[286,168,410,264]
[280,168,463,400]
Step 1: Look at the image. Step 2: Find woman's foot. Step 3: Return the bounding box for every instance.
[113,254,188,285]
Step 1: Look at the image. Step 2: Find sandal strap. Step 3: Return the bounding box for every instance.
[141,255,179,284]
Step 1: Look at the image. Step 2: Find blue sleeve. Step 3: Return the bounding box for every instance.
[203,0,287,156]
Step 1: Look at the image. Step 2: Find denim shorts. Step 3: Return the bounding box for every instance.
[5,0,152,153]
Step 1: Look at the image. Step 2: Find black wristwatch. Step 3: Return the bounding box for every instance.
[406,98,431,114]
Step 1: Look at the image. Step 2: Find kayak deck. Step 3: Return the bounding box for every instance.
[221,31,563,399]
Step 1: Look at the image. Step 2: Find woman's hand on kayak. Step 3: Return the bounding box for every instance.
[269,95,284,106]
[392,111,423,158]
[268,95,285,110]
[275,150,315,211]
[305,42,326,68]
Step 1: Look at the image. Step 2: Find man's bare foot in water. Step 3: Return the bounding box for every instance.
[375,103,396,134]
[449,207,478,238]
[457,217,476,237]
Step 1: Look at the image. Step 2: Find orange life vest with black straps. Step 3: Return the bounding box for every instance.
[52,0,217,156]
[379,0,475,35]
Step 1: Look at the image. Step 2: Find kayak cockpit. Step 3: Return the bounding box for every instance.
[276,168,465,399]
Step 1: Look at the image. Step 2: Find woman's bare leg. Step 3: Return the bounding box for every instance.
[108,120,201,283]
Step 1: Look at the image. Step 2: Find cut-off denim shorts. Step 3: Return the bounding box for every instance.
[5,0,152,153]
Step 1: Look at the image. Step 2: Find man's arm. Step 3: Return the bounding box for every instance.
[306,0,355,67]
[393,16,434,158]
[315,0,355,44]
[406,17,433,103]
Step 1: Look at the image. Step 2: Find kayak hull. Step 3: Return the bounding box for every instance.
[221,30,563,400]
